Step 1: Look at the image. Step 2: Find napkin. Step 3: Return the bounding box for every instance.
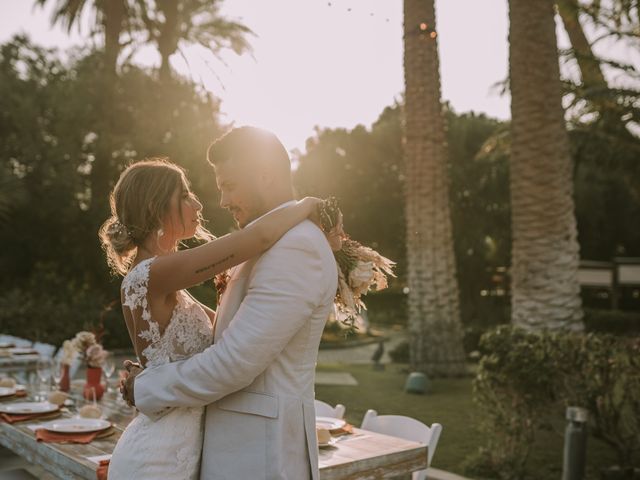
[330,423,354,437]
[35,426,115,444]
[0,409,61,424]
[96,459,110,480]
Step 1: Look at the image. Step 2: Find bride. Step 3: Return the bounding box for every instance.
[98,158,324,479]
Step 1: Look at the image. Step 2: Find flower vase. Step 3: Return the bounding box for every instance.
[83,367,104,401]
[59,364,70,392]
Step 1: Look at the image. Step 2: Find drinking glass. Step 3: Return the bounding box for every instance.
[36,357,52,401]
[51,357,63,391]
[103,356,116,393]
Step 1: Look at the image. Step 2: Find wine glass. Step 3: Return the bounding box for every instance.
[103,356,116,393]
[51,357,63,391]
[36,357,52,401]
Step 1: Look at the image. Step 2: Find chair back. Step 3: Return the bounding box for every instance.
[32,342,56,358]
[0,335,32,347]
[361,409,442,477]
[314,400,346,419]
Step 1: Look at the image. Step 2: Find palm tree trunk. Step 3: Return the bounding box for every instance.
[403,0,467,376]
[91,0,125,218]
[157,0,179,83]
[102,0,125,76]
[557,0,608,89]
[508,0,584,330]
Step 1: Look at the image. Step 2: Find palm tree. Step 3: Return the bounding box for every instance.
[35,0,129,75]
[134,0,252,83]
[557,0,609,89]
[35,0,130,219]
[403,0,466,376]
[508,0,584,330]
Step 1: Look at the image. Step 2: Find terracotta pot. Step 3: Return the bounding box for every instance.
[59,364,70,392]
[83,367,104,401]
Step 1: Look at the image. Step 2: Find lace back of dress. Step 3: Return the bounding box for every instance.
[121,258,163,366]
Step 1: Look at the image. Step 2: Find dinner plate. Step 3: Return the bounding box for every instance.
[40,418,111,434]
[0,401,59,414]
[316,416,346,430]
[0,387,17,397]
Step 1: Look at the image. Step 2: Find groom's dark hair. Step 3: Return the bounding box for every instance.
[207,126,291,178]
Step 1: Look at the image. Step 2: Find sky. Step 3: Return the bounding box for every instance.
[0,0,635,152]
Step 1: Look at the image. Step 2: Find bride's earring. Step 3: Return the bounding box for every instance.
[157,228,164,239]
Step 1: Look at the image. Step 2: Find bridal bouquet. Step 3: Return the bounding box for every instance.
[317,197,396,328]
[70,331,108,368]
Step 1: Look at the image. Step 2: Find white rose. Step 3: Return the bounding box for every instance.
[86,344,107,368]
[61,340,77,365]
[349,261,375,297]
[72,331,96,352]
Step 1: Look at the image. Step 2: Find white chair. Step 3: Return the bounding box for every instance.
[361,409,442,480]
[32,342,56,358]
[0,335,32,348]
[314,400,346,419]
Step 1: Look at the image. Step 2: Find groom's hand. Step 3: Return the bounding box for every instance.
[119,359,143,407]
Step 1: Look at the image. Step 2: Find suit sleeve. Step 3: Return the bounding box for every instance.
[134,237,326,418]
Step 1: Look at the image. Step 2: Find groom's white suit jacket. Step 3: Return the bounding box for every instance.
[135,212,338,479]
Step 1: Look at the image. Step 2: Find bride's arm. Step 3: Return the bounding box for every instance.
[148,198,321,295]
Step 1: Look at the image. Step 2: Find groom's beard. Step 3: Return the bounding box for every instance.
[232,195,267,229]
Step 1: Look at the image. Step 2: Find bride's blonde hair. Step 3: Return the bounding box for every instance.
[99,158,213,276]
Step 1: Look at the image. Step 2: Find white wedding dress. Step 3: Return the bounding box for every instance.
[108,258,214,480]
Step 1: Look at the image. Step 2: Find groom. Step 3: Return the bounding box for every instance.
[121,126,338,479]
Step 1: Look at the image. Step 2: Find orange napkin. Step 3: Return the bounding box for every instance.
[96,459,110,480]
[36,428,101,444]
[330,423,354,437]
[0,409,61,424]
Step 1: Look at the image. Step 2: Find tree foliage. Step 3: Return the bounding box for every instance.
[0,36,227,346]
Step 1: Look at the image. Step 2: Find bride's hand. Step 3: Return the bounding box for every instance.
[299,197,323,225]
[325,211,344,251]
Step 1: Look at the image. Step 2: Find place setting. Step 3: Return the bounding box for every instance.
[0,400,62,424]
[33,416,116,444]
[0,376,28,400]
[316,416,354,449]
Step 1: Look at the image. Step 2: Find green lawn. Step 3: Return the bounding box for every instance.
[315,364,619,479]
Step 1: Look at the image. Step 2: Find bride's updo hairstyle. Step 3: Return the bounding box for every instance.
[99,158,212,276]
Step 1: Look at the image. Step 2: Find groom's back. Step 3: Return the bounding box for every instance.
[202,219,337,480]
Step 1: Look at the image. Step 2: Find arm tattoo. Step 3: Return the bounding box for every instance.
[194,254,235,274]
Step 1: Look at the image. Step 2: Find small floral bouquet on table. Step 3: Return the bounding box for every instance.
[71,331,108,368]
[317,197,396,330]
[60,340,77,366]
[69,331,108,400]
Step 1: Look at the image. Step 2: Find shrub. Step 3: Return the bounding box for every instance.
[0,279,129,350]
[584,309,640,336]
[465,326,640,479]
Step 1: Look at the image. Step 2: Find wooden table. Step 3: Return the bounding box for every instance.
[1,389,428,479]
[319,428,428,479]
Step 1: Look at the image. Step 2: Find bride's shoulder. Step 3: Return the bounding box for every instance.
[121,257,157,307]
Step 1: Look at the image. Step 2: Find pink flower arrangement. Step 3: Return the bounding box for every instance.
[70,331,108,368]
